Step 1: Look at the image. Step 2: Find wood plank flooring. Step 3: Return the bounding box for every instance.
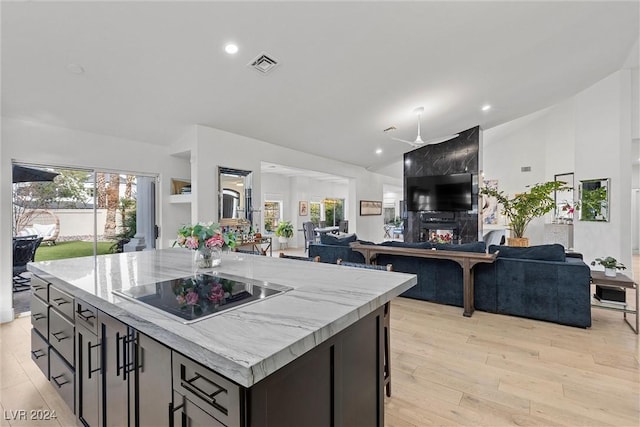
[1,254,638,426]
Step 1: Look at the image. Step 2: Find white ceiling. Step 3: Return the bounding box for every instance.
[2,1,638,172]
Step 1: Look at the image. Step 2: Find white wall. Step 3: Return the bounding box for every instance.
[1,117,191,322]
[262,173,352,248]
[574,70,633,270]
[483,99,575,244]
[192,125,402,245]
[483,69,636,273]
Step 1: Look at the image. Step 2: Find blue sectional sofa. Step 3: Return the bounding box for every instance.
[309,238,591,328]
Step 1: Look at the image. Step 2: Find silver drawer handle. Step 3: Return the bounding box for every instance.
[51,374,70,388]
[32,313,46,321]
[52,297,70,306]
[51,331,68,342]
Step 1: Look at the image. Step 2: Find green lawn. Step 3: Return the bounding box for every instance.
[35,240,115,261]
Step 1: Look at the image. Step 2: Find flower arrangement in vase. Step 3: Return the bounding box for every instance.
[591,256,626,277]
[174,222,237,268]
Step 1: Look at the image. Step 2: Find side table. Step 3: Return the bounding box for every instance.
[590,271,638,334]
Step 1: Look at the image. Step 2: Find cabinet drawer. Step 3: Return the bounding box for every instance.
[49,285,74,321]
[49,348,75,414]
[31,275,49,302]
[30,295,49,338]
[172,352,241,427]
[172,391,225,427]
[75,300,97,334]
[30,329,49,379]
[49,309,75,367]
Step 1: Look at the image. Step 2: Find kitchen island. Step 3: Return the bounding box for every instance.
[28,249,416,426]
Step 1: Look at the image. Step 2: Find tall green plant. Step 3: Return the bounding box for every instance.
[480,181,570,238]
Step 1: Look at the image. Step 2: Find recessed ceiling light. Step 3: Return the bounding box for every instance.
[66,63,85,74]
[224,43,239,54]
[375,149,383,155]
[481,104,491,111]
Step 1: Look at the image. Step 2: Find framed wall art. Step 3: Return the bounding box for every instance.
[299,200,308,216]
[360,200,382,216]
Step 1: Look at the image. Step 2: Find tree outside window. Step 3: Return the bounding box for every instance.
[310,202,321,225]
[323,198,344,227]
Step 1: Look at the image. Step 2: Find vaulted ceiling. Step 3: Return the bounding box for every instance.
[2,1,638,172]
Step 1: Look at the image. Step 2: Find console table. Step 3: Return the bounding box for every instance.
[235,236,273,256]
[350,243,498,317]
[590,271,638,334]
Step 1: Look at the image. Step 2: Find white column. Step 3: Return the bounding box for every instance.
[124,176,154,252]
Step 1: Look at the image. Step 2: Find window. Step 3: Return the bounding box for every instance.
[263,201,282,232]
[310,202,321,225]
[323,198,344,226]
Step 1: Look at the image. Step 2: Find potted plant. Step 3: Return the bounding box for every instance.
[591,256,626,277]
[480,181,570,247]
[275,220,294,244]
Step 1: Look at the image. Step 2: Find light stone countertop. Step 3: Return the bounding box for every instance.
[28,248,416,388]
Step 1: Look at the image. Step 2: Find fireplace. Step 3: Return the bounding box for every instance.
[419,221,460,244]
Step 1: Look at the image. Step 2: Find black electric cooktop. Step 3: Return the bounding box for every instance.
[113,273,289,324]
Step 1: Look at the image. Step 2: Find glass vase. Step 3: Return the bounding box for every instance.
[193,247,222,269]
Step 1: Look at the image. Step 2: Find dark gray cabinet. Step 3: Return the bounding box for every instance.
[131,332,172,427]
[74,299,172,427]
[30,277,76,414]
[76,323,100,427]
[172,391,226,427]
[40,289,386,427]
[98,312,131,427]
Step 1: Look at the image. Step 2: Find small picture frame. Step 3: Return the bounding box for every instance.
[360,200,382,216]
[299,200,308,216]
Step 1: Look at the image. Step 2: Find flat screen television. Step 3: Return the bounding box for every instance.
[406,173,472,212]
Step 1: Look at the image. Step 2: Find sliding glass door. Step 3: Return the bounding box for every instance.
[11,161,157,313]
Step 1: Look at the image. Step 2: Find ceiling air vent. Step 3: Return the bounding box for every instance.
[248,52,279,74]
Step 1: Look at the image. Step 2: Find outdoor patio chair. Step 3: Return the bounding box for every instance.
[13,235,43,292]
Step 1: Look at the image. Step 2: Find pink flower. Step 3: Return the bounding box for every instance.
[185,290,199,306]
[209,283,225,303]
[185,236,199,250]
[205,234,225,249]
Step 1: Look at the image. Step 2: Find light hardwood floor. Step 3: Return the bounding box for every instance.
[1,255,638,427]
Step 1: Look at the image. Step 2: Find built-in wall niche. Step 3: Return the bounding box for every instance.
[218,167,253,223]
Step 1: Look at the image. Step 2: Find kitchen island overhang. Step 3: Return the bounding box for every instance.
[28,248,417,388]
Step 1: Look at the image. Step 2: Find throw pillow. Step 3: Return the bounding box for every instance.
[488,243,566,262]
[320,233,357,246]
[33,223,56,238]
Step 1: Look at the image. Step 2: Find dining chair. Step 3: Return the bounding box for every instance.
[338,220,348,234]
[335,258,393,397]
[303,221,317,252]
[13,235,43,292]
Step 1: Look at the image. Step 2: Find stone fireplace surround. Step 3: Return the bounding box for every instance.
[404,126,481,244]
